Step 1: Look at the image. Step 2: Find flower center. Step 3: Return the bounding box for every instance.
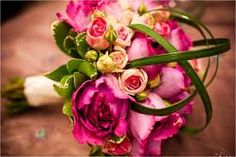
[118,27,128,40]
[90,18,107,37]
[125,75,141,90]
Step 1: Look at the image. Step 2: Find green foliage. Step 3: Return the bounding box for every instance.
[67,59,98,80]
[44,65,69,82]
[62,100,73,117]
[51,21,71,54]
[73,72,87,88]
[53,75,75,99]
[63,35,80,58]
[76,32,90,59]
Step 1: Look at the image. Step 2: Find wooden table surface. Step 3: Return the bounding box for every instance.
[1,1,235,156]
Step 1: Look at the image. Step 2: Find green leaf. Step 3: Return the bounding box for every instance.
[67,59,98,80]
[51,21,71,55]
[128,38,230,67]
[53,75,75,99]
[62,100,73,116]
[44,65,69,82]
[73,72,87,88]
[63,36,80,58]
[129,24,213,133]
[76,33,90,59]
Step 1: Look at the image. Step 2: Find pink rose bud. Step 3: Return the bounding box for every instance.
[114,24,134,48]
[86,17,110,50]
[119,69,148,95]
[110,46,129,69]
[154,22,170,36]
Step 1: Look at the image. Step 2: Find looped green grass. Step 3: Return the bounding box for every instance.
[128,23,230,134]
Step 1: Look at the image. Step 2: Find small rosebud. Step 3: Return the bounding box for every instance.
[96,53,117,73]
[135,90,148,102]
[85,50,98,62]
[167,62,177,68]
[91,10,105,20]
[148,74,160,88]
[138,2,147,16]
[105,26,118,43]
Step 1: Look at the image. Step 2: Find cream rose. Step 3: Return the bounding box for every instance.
[97,53,117,73]
[109,46,129,69]
[114,24,134,48]
[118,69,148,95]
[119,10,137,26]
[131,13,155,29]
[152,6,170,23]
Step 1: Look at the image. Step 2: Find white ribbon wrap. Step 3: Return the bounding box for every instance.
[24,76,63,107]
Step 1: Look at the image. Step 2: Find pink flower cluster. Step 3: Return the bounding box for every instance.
[58,0,198,156]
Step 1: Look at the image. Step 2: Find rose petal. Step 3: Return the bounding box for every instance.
[169,91,194,115]
[144,138,162,156]
[150,113,185,141]
[114,119,128,137]
[168,27,192,51]
[127,33,165,80]
[129,93,166,140]
[155,67,185,99]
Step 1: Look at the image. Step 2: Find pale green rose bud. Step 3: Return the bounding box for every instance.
[135,90,149,102]
[85,50,98,62]
[138,2,147,16]
[96,54,116,73]
[91,10,105,20]
[105,26,118,43]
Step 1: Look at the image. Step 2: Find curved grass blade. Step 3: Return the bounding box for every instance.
[128,38,230,67]
[129,24,213,133]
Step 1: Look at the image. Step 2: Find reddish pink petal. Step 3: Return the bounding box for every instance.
[129,93,166,140]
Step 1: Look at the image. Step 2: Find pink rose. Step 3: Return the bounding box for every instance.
[118,68,148,95]
[127,33,165,80]
[56,0,119,32]
[102,137,132,155]
[154,22,171,36]
[110,46,129,69]
[86,17,110,50]
[72,74,130,145]
[114,24,134,48]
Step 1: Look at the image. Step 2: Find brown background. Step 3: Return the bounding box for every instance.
[1,1,235,156]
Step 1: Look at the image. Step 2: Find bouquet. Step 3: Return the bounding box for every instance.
[2,0,230,156]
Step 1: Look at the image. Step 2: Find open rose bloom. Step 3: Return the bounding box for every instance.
[34,0,230,156]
